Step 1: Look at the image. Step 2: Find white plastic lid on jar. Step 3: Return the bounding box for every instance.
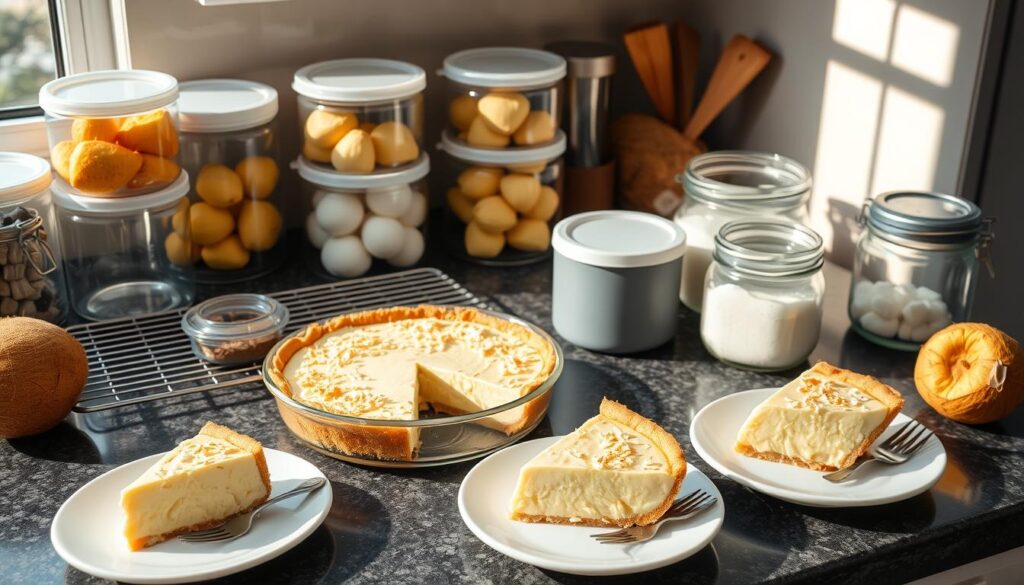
[292,59,427,104]
[441,47,567,89]
[39,70,178,117]
[178,79,278,133]
[553,210,687,269]
[51,171,190,214]
[439,130,566,165]
[0,152,52,203]
[295,154,430,190]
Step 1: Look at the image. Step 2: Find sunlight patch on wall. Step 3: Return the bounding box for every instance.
[831,0,896,61]
[890,4,960,87]
[809,59,884,254]
[871,86,945,195]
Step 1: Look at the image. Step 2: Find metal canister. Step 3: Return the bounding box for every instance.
[546,41,616,215]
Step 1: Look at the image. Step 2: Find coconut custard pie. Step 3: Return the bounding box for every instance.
[735,362,904,471]
[120,422,271,550]
[510,398,686,527]
[267,306,558,460]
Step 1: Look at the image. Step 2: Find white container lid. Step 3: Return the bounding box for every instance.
[39,70,178,117]
[441,47,567,89]
[439,130,566,165]
[553,210,687,269]
[295,154,429,190]
[292,59,426,103]
[0,153,52,203]
[52,171,190,214]
[178,79,278,132]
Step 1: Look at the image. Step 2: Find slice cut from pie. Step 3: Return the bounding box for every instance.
[509,398,686,527]
[735,362,904,471]
[266,306,558,460]
[120,422,271,550]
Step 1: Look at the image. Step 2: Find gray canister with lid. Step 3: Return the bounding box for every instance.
[552,210,687,353]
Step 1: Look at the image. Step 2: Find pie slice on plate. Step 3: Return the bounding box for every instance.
[509,398,686,527]
[120,422,271,550]
[735,362,904,471]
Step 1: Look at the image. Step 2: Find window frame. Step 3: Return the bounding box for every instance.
[0,0,130,154]
[0,0,66,122]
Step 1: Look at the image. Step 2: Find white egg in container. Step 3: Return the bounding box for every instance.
[296,154,430,278]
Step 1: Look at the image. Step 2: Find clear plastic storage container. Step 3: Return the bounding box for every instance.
[297,155,429,278]
[0,153,66,323]
[701,219,825,371]
[673,151,812,313]
[177,79,284,283]
[849,191,994,351]
[441,130,566,265]
[53,172,195,320]
[293,59,425,173]
[181,293,289,365]
[39,70,181,197]
[441,47,566,150]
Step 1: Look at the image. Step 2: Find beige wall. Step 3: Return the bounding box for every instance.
[124,0,990,267]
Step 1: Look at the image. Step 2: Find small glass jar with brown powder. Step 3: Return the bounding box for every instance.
[181,293,289,365]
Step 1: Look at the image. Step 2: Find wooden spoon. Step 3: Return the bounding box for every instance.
[673,20,701,131]
[624,22,676,127]
[683,35,771,141]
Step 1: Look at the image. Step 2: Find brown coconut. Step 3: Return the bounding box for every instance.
[611,113,706,216]
[915,322,1024,424]
[0,317,88,438]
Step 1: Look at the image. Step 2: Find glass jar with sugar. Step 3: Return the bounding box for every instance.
[701,219,825,371]
[673,151,811,313]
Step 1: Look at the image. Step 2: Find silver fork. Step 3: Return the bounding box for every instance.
[590,489,717,544]
[823,420,934,483]
[178,477,327,544]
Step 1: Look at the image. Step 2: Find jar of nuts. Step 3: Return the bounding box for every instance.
[441,47,565,151]
[293,59,425,173]
[177,79,285,283]
[441,130,565,265]
[0,153,66,323]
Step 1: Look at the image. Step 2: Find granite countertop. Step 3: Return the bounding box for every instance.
[3,232,1023,584]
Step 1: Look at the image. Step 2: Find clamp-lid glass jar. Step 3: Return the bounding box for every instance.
[294,59,425,173]
[53,172,195,320]
[849,191,994,350]
[441,130,566,265]
[674,150,812,313]
[701,219,825,371]
[441,47,566,150]
[298,155,429,278]
[177,79,284,283]
[39,70,181,197]
[0,153,66,323]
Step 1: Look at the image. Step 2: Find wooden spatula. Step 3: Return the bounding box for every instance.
[683,35,771,141]
[673,20,700,131]
[624,22,676,127]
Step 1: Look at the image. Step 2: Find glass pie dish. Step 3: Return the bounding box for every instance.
[260,306,563,468]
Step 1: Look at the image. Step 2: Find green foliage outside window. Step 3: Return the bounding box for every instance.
[0,1,56,110]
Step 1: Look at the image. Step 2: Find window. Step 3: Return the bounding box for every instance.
[0,0,62,119]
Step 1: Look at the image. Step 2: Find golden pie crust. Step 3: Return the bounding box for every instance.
[511,398,687,527]
[266,305,558,461]
[735,362,905,471]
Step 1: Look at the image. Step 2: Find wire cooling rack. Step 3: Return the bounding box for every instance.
[68,268,485,413]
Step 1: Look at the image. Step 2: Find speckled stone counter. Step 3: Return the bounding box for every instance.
[3,231,1023,584]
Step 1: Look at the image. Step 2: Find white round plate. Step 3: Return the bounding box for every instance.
[690,388,947,507]
[458,437,724,576]
[51,448,332,584]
